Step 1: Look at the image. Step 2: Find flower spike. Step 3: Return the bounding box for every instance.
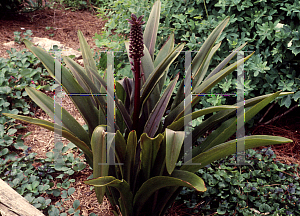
[127,13,145,131]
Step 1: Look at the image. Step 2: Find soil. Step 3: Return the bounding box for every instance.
[1,3,114,216]
[1,3,300,216]
[0,2,104,59]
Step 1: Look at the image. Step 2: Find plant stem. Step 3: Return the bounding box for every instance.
[133,59,140,131]
[263,104,298,125]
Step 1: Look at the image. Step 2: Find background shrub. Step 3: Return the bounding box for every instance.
[95,0,300,109]
[0,0,23,14]
[0,0,44,15]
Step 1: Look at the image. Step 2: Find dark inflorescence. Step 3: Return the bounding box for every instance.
[127,13,145,69]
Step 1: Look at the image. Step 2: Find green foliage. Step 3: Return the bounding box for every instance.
[0,147,88,215]
[2,153,53,210]
[14,30,33,44]
[0,0,44,15]
[0,47,57,156]
[54,0,111,11]
[0,0,23,14]
[45,26,57,37]
[93,50,133,80]
[2,1,293,216]
[0,141,88,215]
[98,0,300,108]
[56,0,89,10]
[177,148,300,215]
[0,38,80,214]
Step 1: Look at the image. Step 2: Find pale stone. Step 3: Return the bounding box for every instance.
[31,37,82,58]
[3,37,82,58]
[3,41,15,46]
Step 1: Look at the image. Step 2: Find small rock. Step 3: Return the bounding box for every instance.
[31,37,82,58]
[3,41,15,46]
[77,59,84,65]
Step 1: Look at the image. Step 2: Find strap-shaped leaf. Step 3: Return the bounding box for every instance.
[155,134,293,216]
[203,42,247,82]
[140,43,184,111]
[63,56,107,116]
[23,39,99,134]
[115,78,127,104]
[91,126,108,204]
[115,98,133,132]
[115,77,130,104]
[124,131,137,185]
[170,80,184,111]
[85,177,133,216]
[181,135,293,173]
[144,74,179,137]
[167,105,237,131]
[193,42,221,88]
[141,45,160,112]
[77,30,98,84]
[154,33,175,68]
[151,135,167,177]
[245,92,292,106]
[117,77,134,113]
[115,82,127,133]
[124,41,135,78]
[133,170,206,215]
[24,87,90,147]
[2,113,93,163]
[192,17,230,86]
[140,133,164,180]
[143,0,161,60]
[165,128,185,175]
[86,65,107,91]
[86,65,109,116]
[193,52,255,98]
[115,130,127,166]
[166,44,249,126]
[199,91,281,153]
[170,43,247,116]
[62,56,90,93]
[154,33,175,91]
[190,92,294,147]
[191,109,235,145]
[165,52,254,126]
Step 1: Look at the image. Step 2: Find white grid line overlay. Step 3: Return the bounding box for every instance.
[51,48,252,166]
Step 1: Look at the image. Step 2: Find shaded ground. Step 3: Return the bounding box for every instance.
[1,3,300,216]
[250,104,300,166]
[0,3,105,59]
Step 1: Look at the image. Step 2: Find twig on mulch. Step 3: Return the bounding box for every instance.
[258,101,277,124]
[262,104,299,125]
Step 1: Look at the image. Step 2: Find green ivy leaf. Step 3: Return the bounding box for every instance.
[259,203,272,213]
[0,86,11,94]
[61,190,68,199]
[217,208,226,214]
[52,189,61,197]
[32,181,39,189]
[68,187,75,196]
[73,200,80,210]
[62,181,70,189]
[7,128,17,135]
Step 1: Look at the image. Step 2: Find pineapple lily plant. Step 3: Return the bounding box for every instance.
[3,1,294,215]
